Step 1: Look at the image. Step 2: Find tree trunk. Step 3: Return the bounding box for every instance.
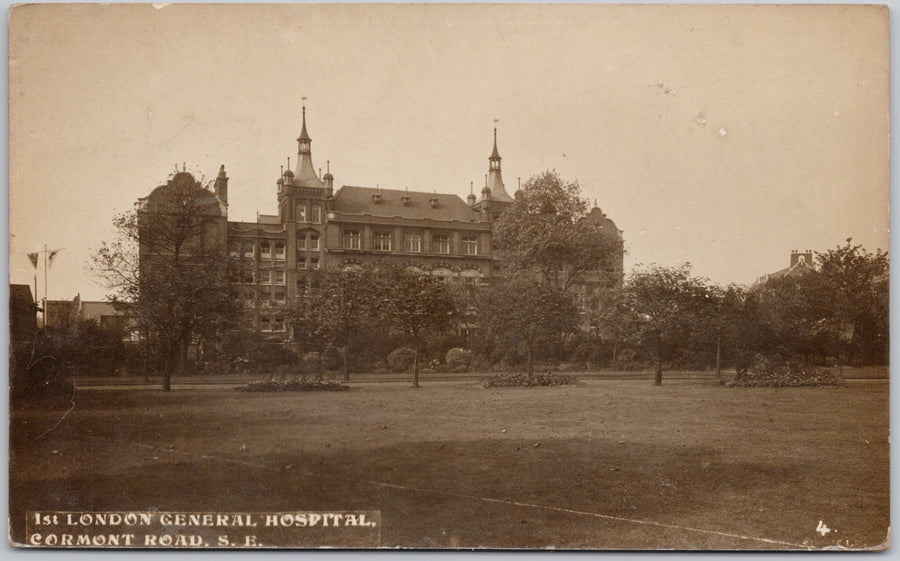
[143,328,151,383]
[527,340,534,378]
[163,341,173,392]
[654,331,663,386]
[412,346,420,388]
[611,339,619,367]
[343,345,350,381]
[715,335,721,380]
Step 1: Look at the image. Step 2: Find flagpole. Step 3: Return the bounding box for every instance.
[43,244,48,322]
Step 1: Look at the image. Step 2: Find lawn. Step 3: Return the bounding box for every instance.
[9,379,889,550]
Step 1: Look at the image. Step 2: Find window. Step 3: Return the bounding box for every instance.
[243,242,255,259]
[260,242,271,259]
[298,258,307,270]
[274,242,285,260]
[260,317,271,332]
[273,317,285,332]
[273,270,285,285]
[229,241,241,257]
[311,206,321,223]
[297,204,307,222]
[258,270,271,284]
[433,234,450,254]
[343,229,361,249]
[297,236,306,250]
[374,231,392,251]
[309,233,319,250]
[403,232,422,253]
[310,257,319,270]
[461,236,478,255]
[273,291,286,306]
[240,268,254,284]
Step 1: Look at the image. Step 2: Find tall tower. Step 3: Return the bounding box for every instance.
[291,103,324,189]
[278,102,328,221]
[486,124,514,204]
[474,122,514,220]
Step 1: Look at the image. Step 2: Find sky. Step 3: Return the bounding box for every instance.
[8,3,890,302]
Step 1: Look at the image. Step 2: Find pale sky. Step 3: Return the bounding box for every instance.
[8,3,890,301]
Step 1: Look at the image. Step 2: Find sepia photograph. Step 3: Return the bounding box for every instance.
[7,3,890,550]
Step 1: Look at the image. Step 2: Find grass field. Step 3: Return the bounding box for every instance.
[9,378,889,550]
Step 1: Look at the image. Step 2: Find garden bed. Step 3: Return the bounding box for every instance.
[481,372,580,388]
[235,379,350,392]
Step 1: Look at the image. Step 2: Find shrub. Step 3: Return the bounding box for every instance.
[235,378,349,392]
[387,347,417,372]
[481,371,580,388]
[321,345,343,371]
[469,356,493,374]
[445,348,473,372]
[614,348,638,371]
[302,352,323,374]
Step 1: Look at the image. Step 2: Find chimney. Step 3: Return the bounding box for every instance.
[214,164,229,204]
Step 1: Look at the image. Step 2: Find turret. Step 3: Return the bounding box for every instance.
[323,159,334,192]
[486,124,514,203]
[291,102,325,189]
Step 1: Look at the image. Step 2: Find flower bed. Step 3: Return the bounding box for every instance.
[481,372,580,388]
[727,356,844,387]
[235,379,350,392]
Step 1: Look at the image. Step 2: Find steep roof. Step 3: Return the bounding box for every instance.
[139,172,226,216]
[332,186,483,222]
[585,207,623,240]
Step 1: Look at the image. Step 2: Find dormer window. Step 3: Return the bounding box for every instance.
[372,193,383,204]
[429,197,439,208]
[401,195,412,206]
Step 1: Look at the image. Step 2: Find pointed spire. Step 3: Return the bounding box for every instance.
[490,121,501,161]
[486,121,513,203]
[291,98,324,188]
[298,98,311,143]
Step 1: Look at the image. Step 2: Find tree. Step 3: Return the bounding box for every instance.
[288,268,382,380]
[479,275,579,377]
[91,171,239,391]
[492,170,622,293]
[815,239,889,364]
[382,268,456,388]
[620,263,713,385]
[750,273,824,361]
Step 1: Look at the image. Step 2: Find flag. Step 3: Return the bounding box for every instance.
[27,253,38,268]
[48,250,59,263]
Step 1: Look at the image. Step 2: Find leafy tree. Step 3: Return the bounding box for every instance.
[815,239,889,364]
[695,283,751,378]
[749,273,824,361]
[492,170,622,293]
[288,268,382,380]
[381,268,457,387]
[620,263,713,385]
[91,172,239,391]
[479,275,579,376]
